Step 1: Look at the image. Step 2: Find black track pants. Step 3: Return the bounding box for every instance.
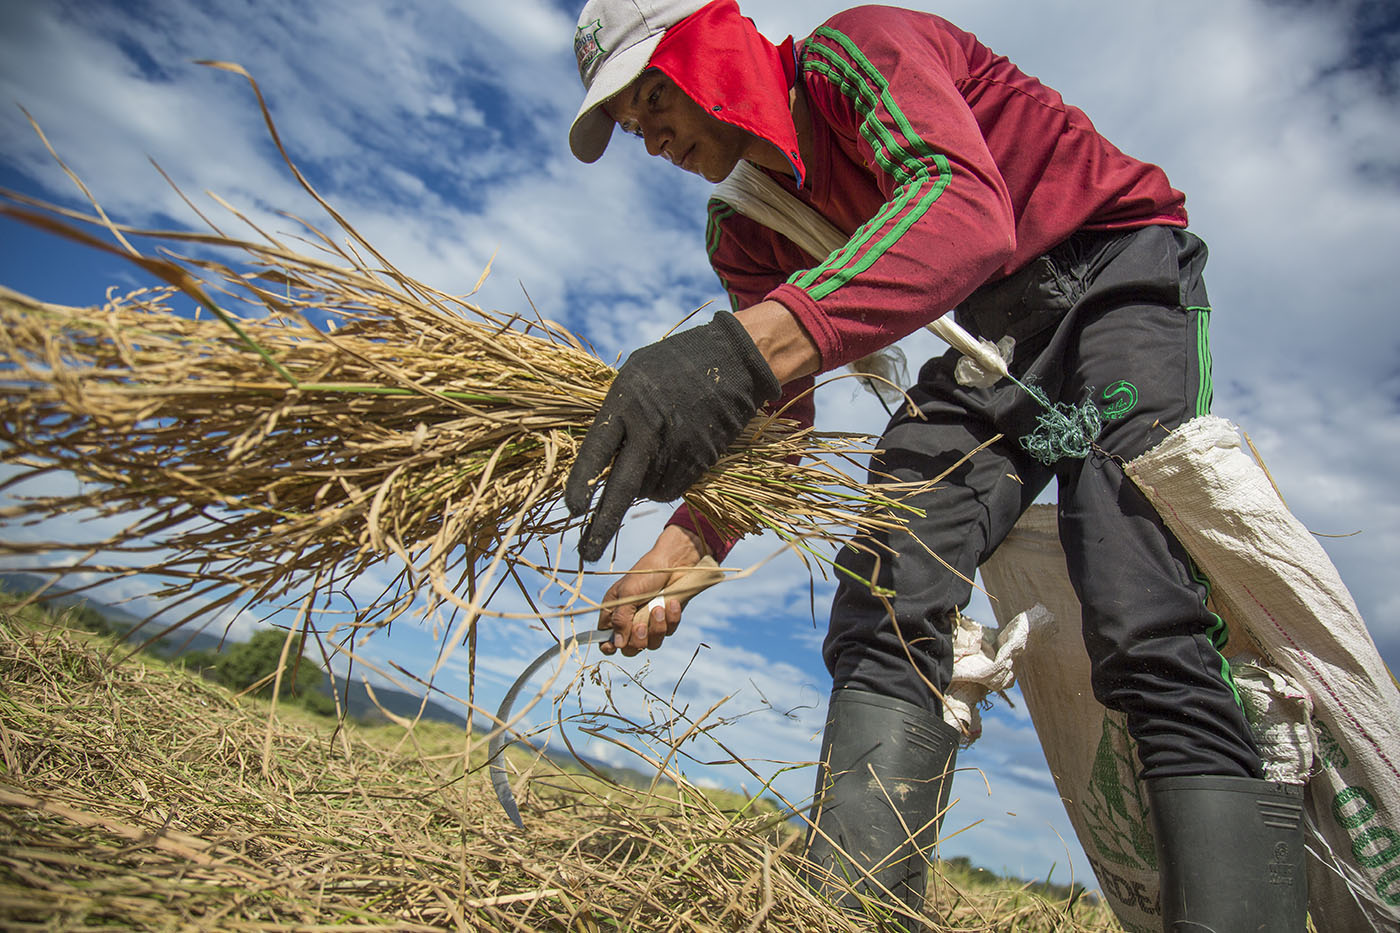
[825,226,1262,780]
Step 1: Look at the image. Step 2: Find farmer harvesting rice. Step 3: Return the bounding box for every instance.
[563,1,1307,929]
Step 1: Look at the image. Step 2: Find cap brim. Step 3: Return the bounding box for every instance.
[569,33,665,163]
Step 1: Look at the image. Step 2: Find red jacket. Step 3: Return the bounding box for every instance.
[674,6,1187,556]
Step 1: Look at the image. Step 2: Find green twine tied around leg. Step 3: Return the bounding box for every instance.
[1013,378,1104,465]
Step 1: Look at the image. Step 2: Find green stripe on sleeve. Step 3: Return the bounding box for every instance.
[792,27,952,301]
[703,199,741,310]
[705,199,736,261]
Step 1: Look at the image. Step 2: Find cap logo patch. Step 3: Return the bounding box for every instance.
[575,19,608,78]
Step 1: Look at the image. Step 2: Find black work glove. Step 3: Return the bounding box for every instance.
[565,311,781,562]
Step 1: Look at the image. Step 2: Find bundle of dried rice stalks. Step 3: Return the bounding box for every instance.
[0,65,921,640]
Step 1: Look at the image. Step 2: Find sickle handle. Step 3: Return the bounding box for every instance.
[640,554,725,616]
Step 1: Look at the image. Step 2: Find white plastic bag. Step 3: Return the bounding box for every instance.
[943,608,1030,741]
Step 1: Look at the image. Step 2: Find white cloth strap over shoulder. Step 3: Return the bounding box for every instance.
[711,160,1009,384]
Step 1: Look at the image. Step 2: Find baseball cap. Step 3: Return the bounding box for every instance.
[569,0,710,163]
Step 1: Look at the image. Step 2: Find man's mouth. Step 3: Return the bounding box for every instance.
[664,144,694,170]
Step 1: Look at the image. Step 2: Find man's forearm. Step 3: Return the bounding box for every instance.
[735,299,821,385]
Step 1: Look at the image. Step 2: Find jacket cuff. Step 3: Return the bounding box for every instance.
[667,504,737,562]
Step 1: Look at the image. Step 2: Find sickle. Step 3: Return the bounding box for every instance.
[488,628,612,828]
[489,557,724,827]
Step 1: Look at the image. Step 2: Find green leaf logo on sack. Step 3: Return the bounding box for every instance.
[575,19,608,77]
[1084,715,1157,872]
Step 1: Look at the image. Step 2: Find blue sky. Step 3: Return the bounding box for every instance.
[2,0,1398,890]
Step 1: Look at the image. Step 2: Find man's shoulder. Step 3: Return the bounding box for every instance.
[801,5,967,74]
[806,4,954,44]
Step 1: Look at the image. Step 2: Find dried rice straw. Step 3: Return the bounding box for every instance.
[0,64,925,647]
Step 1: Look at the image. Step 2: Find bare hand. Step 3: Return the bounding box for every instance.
[598,526,709,657]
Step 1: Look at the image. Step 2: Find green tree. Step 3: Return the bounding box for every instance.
[69,603,111,635]
[180,649,220,675]
[299,688,337,717]
[212,629,327,703]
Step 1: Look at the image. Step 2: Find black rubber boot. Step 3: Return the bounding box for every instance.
[803,688,960,931]
[1146,775,1308,932]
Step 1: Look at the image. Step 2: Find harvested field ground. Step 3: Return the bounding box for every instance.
[0,602,1123,931]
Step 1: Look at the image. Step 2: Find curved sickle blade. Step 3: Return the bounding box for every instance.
[489,628,612,828]
[489,557,724,827]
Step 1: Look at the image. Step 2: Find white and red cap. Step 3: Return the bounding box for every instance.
[569,0,710,163]
[569,0,806,183]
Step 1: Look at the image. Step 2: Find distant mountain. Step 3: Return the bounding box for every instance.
[0,572,229,655]
[324,673,479,729]
[1,572,146,626]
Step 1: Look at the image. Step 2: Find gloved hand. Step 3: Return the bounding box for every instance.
[566,311,780,562]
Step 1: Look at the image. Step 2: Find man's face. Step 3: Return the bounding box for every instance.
[605,70,753,183]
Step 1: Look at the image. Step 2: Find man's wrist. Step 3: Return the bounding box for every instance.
[734,300,820,386]
[660,523,707,562]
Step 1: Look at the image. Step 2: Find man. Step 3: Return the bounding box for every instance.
[563,2,1308,930]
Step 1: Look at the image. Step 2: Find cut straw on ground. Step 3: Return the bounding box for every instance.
[0,606,1123,931]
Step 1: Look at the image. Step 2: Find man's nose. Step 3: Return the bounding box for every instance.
[640,121,669,159]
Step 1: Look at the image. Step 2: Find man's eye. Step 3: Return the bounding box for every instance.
[647,86,662,107]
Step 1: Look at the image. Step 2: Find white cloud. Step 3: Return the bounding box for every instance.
[3,0,1397,893]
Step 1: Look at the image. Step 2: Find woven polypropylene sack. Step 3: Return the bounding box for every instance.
[980,417,1400,932]
[1127,416,1400,930]
[981,507,1166,931]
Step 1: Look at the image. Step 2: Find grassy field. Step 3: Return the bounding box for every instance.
[0,600,1123,931]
